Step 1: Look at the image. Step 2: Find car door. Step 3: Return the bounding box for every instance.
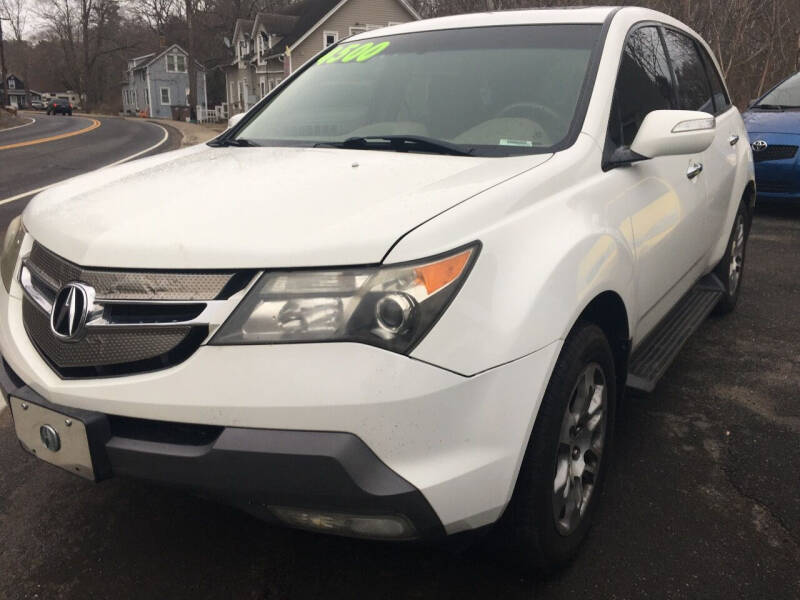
[662,28,736,262]
[601,25,709,341]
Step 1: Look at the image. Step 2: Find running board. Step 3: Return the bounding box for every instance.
[627,274,725,394]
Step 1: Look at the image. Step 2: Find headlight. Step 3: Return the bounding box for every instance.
[211,243,479,353]
[1,215,25,292]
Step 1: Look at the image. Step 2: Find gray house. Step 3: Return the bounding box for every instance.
[122,44,208,119]
[223,0,419,115]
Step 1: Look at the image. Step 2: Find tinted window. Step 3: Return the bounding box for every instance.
[235,25,602,156]
[663,30,714,113]
[699,48,731,114]
[607,26,674,149]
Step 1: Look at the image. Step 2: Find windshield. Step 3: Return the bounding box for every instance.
[233,25,602,157]
[756,71,800,108]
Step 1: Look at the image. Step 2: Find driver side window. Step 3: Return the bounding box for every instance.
[607,26,675,151]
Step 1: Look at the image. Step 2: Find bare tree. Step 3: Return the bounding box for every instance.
[37,0,133,109]
[0,0,28,40]
[128,0,178,35]
[1,0,29,106]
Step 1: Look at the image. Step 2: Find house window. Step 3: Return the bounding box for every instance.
[160,87,171,105]
[349,26,367,36]
[144,88,150,105]
[166,54,187,73]
[7,78,15,89]
[259,77,266,97]
[323,31,338,48]
[229,81,235,103]
[238,40,248,60]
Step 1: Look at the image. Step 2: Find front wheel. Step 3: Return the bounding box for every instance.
[494,323,616,573]
[713,200,750,315]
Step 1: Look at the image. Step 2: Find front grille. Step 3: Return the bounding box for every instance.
[753,144,798,163]
[20,243,255,379]
[29,243,238,300]
[23,298,200,369]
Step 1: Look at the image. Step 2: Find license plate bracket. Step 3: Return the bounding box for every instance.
[10,396,96,480]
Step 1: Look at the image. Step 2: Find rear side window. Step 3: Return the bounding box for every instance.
[607,26,674,149]
[663,29,714,113]
[700,49,731,114]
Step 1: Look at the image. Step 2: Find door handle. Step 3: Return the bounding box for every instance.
[729,134,740,146]
[687,162,703,180]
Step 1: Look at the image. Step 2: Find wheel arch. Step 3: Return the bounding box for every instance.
[571,290,631,392]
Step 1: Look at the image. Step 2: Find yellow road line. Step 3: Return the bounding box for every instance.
[0,118,101,151]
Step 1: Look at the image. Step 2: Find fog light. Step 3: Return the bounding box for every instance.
[270,506,416,540]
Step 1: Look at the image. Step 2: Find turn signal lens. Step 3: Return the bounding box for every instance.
[211,243,479,354]
[415,249,471,295]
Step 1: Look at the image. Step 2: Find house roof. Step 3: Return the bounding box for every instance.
[130,52,156,68]
[276,0,342,48]
[233,19,255,41]
[129,44,206,72]
[253,12,298,36]
[280,0,418,51]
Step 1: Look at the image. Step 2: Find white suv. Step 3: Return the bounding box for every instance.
[0,7,753,570]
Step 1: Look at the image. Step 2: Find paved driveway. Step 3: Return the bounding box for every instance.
[0,124,798,598]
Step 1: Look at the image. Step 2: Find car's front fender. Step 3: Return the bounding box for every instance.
[389,134,636,376]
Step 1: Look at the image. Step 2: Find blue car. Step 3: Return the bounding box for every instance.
[744,71,800,202]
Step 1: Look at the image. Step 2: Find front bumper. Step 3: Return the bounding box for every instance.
[0,358,443,539]
[0,278,562,536]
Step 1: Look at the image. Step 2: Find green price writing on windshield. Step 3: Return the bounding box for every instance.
[317,42,391,65]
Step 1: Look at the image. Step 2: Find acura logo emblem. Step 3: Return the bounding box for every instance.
[50,282,94,341]
[752,140,768,152]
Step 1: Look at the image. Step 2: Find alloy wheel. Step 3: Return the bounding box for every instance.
[729,214,745,294]
[553,363,607,536]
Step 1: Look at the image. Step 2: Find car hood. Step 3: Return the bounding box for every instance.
[743,109,800,135]
[24,145,550,269]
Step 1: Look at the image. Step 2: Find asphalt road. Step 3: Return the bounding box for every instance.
[0,126,798,597]
[0,112,180,232]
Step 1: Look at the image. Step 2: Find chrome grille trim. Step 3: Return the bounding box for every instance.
[20,263,233,329]
[29,242,238,301]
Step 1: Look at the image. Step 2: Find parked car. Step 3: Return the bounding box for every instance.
[0,6,754,572]
[744,71,800,202]
[46,98,72,115]
[30,100,45,111]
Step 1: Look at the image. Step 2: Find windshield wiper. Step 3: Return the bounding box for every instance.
[753,104,784,111]
[316,135,473,157]
[208,138,258,147]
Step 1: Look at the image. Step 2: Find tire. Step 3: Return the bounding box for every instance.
[713,200,750,315]
[494,323,617,573]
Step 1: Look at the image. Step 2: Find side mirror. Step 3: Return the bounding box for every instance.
[630,110,716,159]
[228,112,245,129]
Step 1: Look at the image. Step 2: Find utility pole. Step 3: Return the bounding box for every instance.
[0,18,7,108]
